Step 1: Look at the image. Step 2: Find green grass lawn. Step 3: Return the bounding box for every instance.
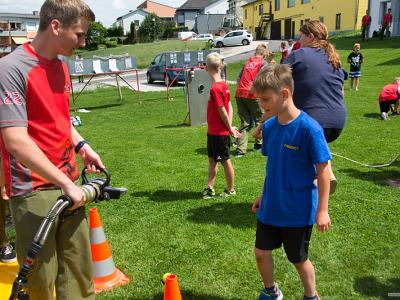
[77,40,209,69]
[8,36,399,299]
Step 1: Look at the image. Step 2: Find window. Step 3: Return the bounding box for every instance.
[288,0,295,8]
[301,0,310,3]
[335,13,341,30]
[259,4,264,15]
[319,16,324,23]
[245,9,247,19]
[275,0,280,11]
[300,19,304,26]
[134,20,139,26]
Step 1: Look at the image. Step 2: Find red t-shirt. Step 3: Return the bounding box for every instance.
[280,49,288,62]
[382,13,392,26]
[362,15,371,25]
[235,56,265,100]
[207,81,230,136]
[0,43,78,196]
[379,83,400,102]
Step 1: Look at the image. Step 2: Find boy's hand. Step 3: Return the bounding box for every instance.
[1,186,9,200]
[316,210,331,232]
[252,196,262,213]
[230,127,241,139]
[252,124,262,140]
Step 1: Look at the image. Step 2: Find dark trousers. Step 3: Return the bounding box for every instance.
[361,25,370,41]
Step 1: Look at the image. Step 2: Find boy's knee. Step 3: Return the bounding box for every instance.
[254,247,271,261]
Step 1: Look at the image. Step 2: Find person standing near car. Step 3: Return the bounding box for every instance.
[0,0,105,299]
[234,43,269,157]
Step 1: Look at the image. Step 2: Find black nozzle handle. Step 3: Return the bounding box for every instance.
[81,167,110,189]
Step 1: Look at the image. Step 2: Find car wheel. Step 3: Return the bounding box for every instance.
[216,41,223,48]
[147,72,153,84]
[242,39,249,46]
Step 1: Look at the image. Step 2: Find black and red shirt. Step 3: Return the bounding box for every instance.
[207,81,230,136]
[0,43,78,196]
[235,56,266,100]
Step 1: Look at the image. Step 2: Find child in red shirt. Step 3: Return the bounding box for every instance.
[203,52,240,199]
[378,77,400,120]
[279,42,288,64]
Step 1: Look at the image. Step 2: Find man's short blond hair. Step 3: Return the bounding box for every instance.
[206,52,223,72]
[255,43,269,56]
[39,0,95,31]
[252,64,294,94]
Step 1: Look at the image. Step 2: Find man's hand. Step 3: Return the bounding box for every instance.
[252,196,262,213]
[315,210,331,232]
[78,144,105,173]
[62,181,85,210]
[1,186,9,200]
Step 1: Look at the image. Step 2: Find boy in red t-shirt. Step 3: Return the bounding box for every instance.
[279,41,288,63]
[380,8,392,39]
[203,52,240,199]
[378,77,400,120]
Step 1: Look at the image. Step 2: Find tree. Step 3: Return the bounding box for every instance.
[86,21,108,49]
[127,21,137,43]
[107,26,124,37]
[162,20,177,39]
[138,13,163,42]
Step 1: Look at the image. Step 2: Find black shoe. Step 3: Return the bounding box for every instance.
[0,244,17,263]
[253,143,262,151]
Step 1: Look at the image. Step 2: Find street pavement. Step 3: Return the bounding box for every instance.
[71,40,284,93]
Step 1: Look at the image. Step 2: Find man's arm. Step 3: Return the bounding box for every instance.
[1,127,84,209]
[315,161,331,232]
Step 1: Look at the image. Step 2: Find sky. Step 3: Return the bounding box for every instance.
[0,0,187,27]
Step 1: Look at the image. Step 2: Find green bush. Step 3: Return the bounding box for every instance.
[105,40,118,48]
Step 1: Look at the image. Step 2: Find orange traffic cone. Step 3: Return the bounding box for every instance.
[89,208,129,293]
[163,273,182,300]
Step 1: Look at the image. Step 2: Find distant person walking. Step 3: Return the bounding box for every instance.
[380,8,392,39]
[361,10,371,41]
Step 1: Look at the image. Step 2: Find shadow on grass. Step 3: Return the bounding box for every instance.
[147,291,242,300]
[187,202,255,228]
[156,123,189,129]
[378,57,400,66]
[363,113,381,119]
[340,167,400,186]
[131,190,199,202]
[72,102,123,111]
[354,276,400,299]
[195,148,208,155]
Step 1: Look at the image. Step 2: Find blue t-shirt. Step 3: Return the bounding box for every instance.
[284,47,347,129]
[257,112,332,227]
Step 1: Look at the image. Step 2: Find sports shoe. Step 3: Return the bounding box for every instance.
[235,151,245,158]
[303,292,320,300]
[220,189,236,197]
[202,187,215,199]
[381,112,389,121]
[0,244,17,263]
[258,285,283,300]
[253,143,262,151]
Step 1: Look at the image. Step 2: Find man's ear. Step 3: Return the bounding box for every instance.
[50,19,61,36]
[281,88,290,100]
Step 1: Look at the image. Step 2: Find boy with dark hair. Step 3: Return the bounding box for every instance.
[202,52,240,199]
[0,1,102,299]
[251,64,331,300]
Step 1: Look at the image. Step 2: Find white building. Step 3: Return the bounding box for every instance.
[175,0,229,31]
[112,9,149,35]
[368,0,399,37]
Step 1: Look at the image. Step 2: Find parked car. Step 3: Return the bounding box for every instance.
[213,30,253,47]
[146,53,185,86]
[178,31,197,41]
[191,33,214,43]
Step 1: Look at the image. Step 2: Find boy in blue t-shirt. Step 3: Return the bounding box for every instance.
[251,64,331,300]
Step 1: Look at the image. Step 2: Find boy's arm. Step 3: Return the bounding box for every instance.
[228,101,233,125]
[217,106,240,138]
[315,161,331,232]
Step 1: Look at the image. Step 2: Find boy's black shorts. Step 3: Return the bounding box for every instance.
[207,134,230,162]
[255,221,313,264]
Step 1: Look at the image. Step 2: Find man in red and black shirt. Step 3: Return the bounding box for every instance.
[361,9,371,41]
[381,8,392,39]
[235,44,269,157]
[0,1,103,299]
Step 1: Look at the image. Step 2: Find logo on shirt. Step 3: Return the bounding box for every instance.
[1,91,23,106]
[284,144,299,151]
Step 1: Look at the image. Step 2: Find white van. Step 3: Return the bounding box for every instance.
[178,31,197,41]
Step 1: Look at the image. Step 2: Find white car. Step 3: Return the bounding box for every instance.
[213,30,253,47]
[191,33,214,43]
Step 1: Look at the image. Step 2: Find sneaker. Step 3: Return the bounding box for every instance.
[202,187,215,199]
[253,143,262,151]
[235,152,245,158]
[220,189,236,197]
[381,112,389,121]
[355,87,359,91]
[303,292,320,300]
[258,285,283,300]
[0,244,17,263]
